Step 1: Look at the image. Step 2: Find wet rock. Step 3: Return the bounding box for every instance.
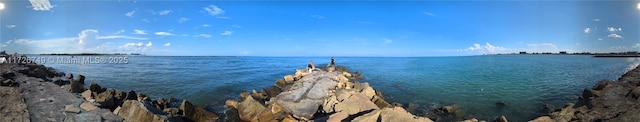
[137,93,149,101]
[437,104,457,114]
[237,96,267,121]
[154,98,168,110]
[77,75,85,84]
[265,86,282,98]
[117,100,168,122]
[95,90,116,109]
[239,92,251,100]
[89,82,106,94]
[379,107,433,122]
[496,101,507,107]
[163,108,181,117]
[65,104,81,113]
[226,99,239,109]
[66,73,74,79]
[581,89,593,99]
[80,101,98,111]
[180,100,219,122]
[125,90,137,100]
[494,115,508,122]
[64,78,86,93]
[592,80,611,90]
[462,118,479,122]
[372,96,392,108]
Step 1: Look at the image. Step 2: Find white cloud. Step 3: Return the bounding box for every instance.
[462,42,506,53]
[202,24,210,27]
[155,32,174,36]
[608,34,623,39]
[141,19,150,23]
[632,43,640,49]
[607,27,622,32]
[6,25,16,28]
[145,41,152,47]
[133,29,147,35]
[97,36,148,40]
[114,30,125,35]
[196,34,212,38]
[164,43,171,47]
[423,12,436,16]
[584,28,591,33]
[158,10,172,15]
[29,0,54,11]
[598,38,603,41]
[78,29,99,50]
[311,15,324,19]
[179,18,189,23]
[220,31,234,36]
[204,5,225,17]
[593,19,600,22]
[382,39,393,44]
[527,43,558,50]
[125,10,136,17]
[13,30,148,54]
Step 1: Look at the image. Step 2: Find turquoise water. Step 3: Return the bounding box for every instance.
[41,55,640,121]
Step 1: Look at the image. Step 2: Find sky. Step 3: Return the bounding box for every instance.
[0,0,638,56]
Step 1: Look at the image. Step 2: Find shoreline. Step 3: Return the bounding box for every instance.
[530,64,640,121]
[2,55,639,121]
[0,55,218,121]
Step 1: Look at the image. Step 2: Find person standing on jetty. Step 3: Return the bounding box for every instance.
[331,56,335,66]
[308,61,315,73]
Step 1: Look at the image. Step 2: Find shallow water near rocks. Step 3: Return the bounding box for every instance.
[40,55,640,121]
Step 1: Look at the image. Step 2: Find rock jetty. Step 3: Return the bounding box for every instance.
[531,65,640,121]
[225,66,433,122]
[0,56,218,121]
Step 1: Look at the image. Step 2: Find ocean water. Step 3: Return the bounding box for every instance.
[40,55,640,121]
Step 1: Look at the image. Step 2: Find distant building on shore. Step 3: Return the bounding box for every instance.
[519,51,527,54]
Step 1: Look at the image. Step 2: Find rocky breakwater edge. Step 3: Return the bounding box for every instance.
[225,65,498,122]
[0,57,218,121]
[530,65,640,122]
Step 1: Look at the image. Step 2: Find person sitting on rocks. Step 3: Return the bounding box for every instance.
[307,61,315,73]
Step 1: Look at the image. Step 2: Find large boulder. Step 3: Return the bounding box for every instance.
[334,93,379,115]
[76,75,86,84]
[64,78,86,93]
[284,75,295,82]
[592,80,611,90]
[379,107,432,122]
[125,90,137,100]
[116,100,168,122]
[629,86,640,100]
[179,100,219,122]
[327,111,349,122]
[237,96,267,121]
[89,82,106,94]
[352,109,382,122]
[95,90,116,109]
[530,116,553,122]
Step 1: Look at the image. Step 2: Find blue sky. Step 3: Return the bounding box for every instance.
[0,0,638,56]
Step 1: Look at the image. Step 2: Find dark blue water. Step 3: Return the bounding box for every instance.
[39,55,640,121]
